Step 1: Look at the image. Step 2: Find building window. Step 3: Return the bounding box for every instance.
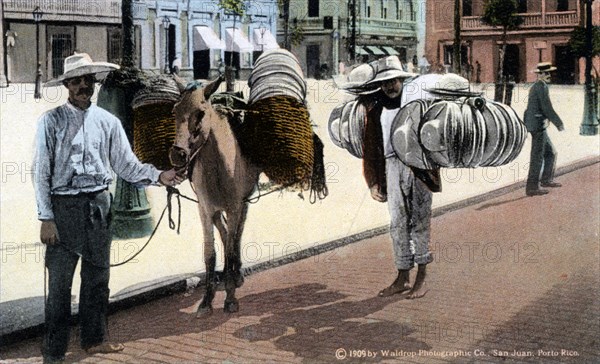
[463,0,472,16]
[367,5,371,17]
[50,34,73,78]
[308,0,319,17]
[517,0,527,13]
[556,0,569,11]
[107,27,122,65]
[383,7,387,18]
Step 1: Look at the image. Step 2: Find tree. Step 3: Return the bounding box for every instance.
[481,0,523,84]
[569,25,600,59]
[219,0,246,90]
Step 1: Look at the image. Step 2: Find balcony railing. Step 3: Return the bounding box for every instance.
[3,0,121,23]
[462,10,579,31]
[300,16,415,38]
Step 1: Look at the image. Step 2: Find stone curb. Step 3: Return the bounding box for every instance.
[1,155,598,347]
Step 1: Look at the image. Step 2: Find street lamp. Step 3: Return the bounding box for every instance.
[581,0,599,135]
[162,16,170,74]
[33,6,43,99]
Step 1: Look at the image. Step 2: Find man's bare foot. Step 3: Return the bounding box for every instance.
[406,264,429,299]
[379,270,411,297]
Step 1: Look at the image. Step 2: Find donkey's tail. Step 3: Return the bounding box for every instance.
[310,133,328,204]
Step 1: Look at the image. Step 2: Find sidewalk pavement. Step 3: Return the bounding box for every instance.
[1,160,598,363]
[1,81,599,344]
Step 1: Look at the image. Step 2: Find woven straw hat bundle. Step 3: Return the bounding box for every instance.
[241,49,315,188]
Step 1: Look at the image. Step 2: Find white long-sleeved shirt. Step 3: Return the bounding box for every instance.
[33,101,162,220]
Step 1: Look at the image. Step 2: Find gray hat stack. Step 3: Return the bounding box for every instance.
[248,49,307,104]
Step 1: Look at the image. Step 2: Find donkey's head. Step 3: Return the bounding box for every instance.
[169,75,223,171]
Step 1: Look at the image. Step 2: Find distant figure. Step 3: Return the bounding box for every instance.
[171,56,182,75]
[524,62,565,196]
[319,63,330,79]
[418,55,430,74]
[475,61,481,83]
[339,61,346,75]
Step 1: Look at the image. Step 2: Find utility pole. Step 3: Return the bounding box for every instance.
[0,0,7,87]
[453,0,461,73]
[350,0,357,62]
[122,0,135,68]
[580,0,599,135]
[97,0,155,239]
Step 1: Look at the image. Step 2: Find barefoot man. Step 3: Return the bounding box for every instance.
[361,56,440,299]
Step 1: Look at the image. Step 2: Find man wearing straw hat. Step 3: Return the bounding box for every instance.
[34,53,182,363]
[524,62,565,196]
[362,56,438,299]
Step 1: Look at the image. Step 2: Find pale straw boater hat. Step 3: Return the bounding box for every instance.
[44,53,120,87]
[533,61,557,73]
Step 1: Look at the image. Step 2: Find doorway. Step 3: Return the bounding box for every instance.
[502,44,521,83]
[193,50,210,79]
[554,45,576,84]
[306,44,320,79]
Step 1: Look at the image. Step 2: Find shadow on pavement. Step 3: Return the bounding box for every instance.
[234,283,430,362]
[476,195,529,211]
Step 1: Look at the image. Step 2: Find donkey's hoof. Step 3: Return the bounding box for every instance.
[235,273,244,288]
[223,300,239,313]
[196,305,213,318]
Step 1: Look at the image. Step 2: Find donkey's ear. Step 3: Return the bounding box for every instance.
[172,74,187,93]
[203,75,223,99]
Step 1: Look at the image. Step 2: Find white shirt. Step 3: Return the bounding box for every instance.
[34,101,161,220]
[381,106,400,158]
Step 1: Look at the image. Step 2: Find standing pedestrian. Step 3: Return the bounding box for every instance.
[34,53,182,363]
[524,62,565,196]
[171,55,182,75]
[362,56,440,299]
[418,55,430,75]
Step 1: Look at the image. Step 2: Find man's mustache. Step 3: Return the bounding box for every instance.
[77,88,93,96]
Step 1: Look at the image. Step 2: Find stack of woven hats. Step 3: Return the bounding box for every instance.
[241,49,315,188]
[132,75,181,171]
[391,73,527,169]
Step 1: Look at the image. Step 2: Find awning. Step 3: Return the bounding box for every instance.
[225,28,254,52]
[366,46,385,56]
[193,26,225,51]
[382,46,399,56]
[355,46,369,55]
[252,28,279,51]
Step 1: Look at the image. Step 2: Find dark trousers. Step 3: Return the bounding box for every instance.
[526,130,557,191]
[43,190,112,361]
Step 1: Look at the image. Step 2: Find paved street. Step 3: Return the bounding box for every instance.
[1,162,598,363]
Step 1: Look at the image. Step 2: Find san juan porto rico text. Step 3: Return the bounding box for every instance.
[490,349,579,357]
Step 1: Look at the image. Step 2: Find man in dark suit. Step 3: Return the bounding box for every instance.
[524,62,565,196]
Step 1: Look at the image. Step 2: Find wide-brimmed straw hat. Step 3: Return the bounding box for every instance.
[335,63,380,95]
[533,61,557,73]
[365,56,417,86]
[424,73,481,97]
[44,53,119,87]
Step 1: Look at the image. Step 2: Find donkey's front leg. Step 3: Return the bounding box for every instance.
[197,214,217,318]
[223,206,247,313]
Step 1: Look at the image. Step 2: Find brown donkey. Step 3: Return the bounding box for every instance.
[170,76,260,316]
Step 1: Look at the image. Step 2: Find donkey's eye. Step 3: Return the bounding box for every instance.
[188,110,205,135]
